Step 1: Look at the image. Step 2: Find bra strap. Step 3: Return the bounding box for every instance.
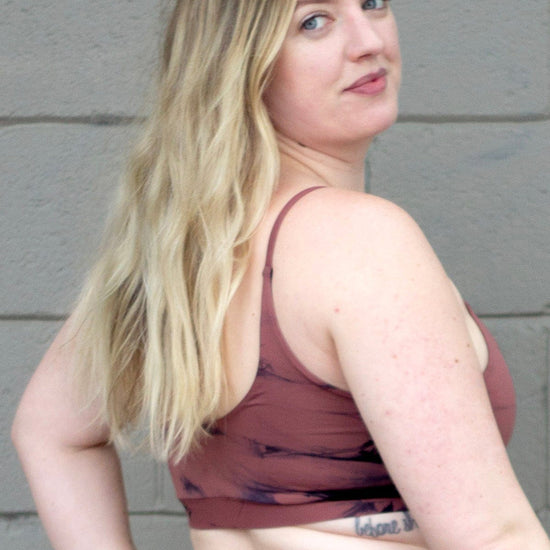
[263,186,325,274]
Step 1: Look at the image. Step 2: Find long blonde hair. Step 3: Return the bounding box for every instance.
[72,0,296,460]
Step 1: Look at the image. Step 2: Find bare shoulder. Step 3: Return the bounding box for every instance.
[284,186,447,304]
[291,186,431,259]
[301,185,414,224]
[273,186,457,352]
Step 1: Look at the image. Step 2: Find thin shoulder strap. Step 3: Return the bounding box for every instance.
[264,186,325,271]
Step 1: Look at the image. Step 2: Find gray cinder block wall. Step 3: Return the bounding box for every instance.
[2,1,549,548]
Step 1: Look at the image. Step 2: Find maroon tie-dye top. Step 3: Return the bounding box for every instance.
[168,187,517,529]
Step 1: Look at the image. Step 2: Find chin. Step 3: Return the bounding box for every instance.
[359,108,399,140]
[376,110,399,134]
[374,96,400,129]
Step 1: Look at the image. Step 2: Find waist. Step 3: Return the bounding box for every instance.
[180,490,406,529]
[190,511,428,550]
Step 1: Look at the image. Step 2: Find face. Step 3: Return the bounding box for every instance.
[264,0,401,155]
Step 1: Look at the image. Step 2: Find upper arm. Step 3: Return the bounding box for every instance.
[11,322,137,550]
[12,317,109,451]
[315,192,535,549]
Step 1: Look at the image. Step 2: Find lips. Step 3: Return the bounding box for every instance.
[344,68,388,94]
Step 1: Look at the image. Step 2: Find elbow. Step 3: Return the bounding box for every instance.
[11,399,40,456]
[476,521,550,550]
[11,404,29,453]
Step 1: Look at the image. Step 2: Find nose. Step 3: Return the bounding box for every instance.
[345,13,384,60]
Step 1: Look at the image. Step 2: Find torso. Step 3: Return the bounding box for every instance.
[222,185,489,417]
[180,184,511,549]
[221,185,340,416]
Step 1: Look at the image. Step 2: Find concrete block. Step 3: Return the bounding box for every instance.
[119,450,159,513]
[9,120,548,317]
[1,124,133,315]
[0,516,53,550]
[0,0,162,117]
[370,121,550,314]
[0,514,192,550]
[2,1,548,118]
[395,0,550,116]
[508,392,547,511]
[160,463,189,514]
[129,514,192,550]
[1,320,62,511]
[539,510,550,535]
[483,318,550,511]
[1,318,160,513]
[484,318,549,400]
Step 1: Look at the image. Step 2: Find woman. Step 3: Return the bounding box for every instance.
[12,1,550,549]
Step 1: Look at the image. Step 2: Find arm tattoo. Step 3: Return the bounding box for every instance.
[403,511,418,532]
[355,512,418,538]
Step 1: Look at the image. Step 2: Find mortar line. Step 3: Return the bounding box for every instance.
[0,115,140,127]
[0,113,549,128]
[476,312,550,320]
[0,314,67,322]
[0,510,186,519]
[398,113,550,124]
[0,512,39,520]
[2,312,549,323]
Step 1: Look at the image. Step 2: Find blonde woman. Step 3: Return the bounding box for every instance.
[12,1,550,549]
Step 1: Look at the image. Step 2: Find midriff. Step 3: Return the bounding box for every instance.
[190,511,428,549]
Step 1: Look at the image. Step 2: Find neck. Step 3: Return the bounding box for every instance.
[276,133,369,193]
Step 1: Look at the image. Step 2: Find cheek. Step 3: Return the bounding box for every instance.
[264,87,309,134]
[384,25,401,89]
[391,41,402,83]
[264,61,314,122]
[263,75,326,141]
[387,19,402,66]
[392,37,401,65]
[263,76,290,126]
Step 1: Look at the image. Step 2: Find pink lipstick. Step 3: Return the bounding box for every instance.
[344,68,387,95]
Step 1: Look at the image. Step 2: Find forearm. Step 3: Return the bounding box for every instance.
[14,431,135,550]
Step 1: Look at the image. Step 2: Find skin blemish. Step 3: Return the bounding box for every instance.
[333,307,340,313]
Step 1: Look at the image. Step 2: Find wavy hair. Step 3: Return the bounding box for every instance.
[72,0,296,460]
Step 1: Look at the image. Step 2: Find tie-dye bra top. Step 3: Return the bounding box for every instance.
[168,187,516,529]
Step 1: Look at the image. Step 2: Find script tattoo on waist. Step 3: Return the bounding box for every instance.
[354,512,418,538]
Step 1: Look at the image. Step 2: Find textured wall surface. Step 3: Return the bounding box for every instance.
[2,1,549,548]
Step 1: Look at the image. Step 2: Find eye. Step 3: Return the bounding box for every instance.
[362,0,390,10]
[301,14,329,31]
